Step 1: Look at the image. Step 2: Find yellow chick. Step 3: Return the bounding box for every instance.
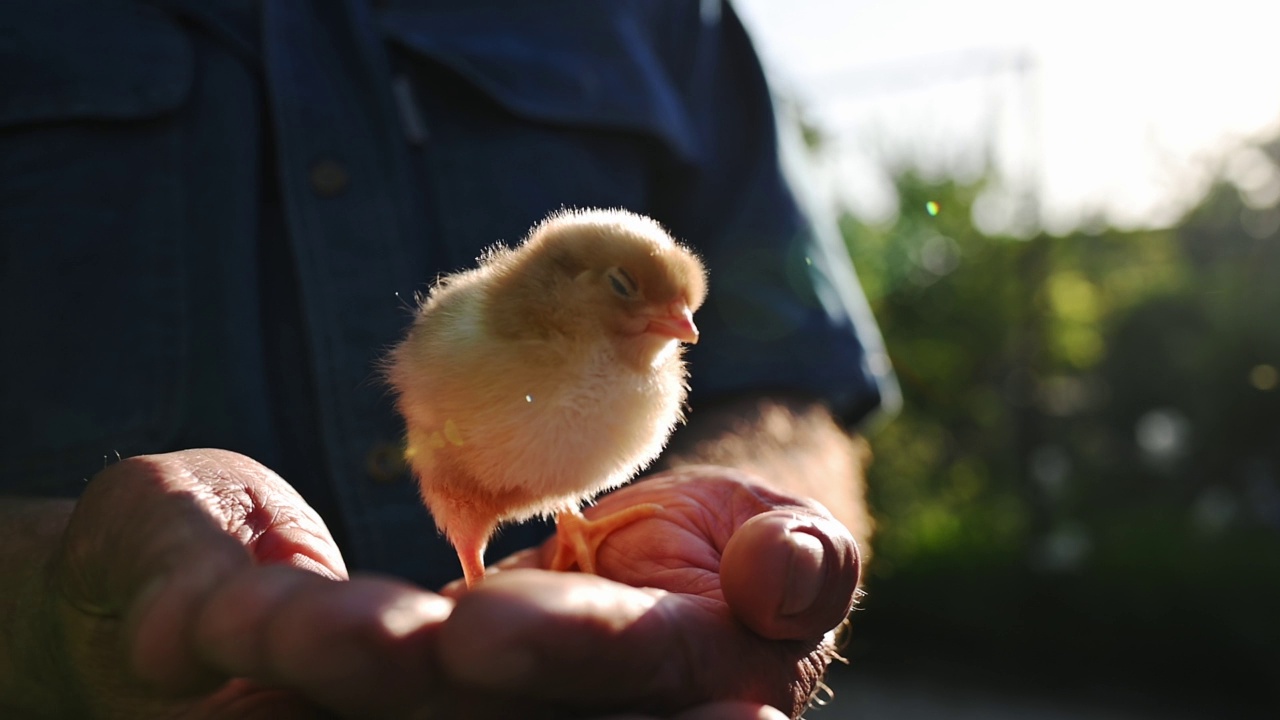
[386,208,707,587]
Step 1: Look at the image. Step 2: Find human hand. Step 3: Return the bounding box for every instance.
[24,450,804,720]
[443,466,861,719]
[36,448,459,718]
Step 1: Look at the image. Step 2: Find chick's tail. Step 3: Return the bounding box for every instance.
[550,503,663,575]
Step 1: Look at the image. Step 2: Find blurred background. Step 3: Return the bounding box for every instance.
[732,1,1280,717]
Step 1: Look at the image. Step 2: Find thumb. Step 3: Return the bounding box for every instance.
[56,451,285,695]
[718,510,860,641]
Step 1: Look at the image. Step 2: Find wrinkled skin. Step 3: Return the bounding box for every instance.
[476,468,860,713]
[36,450,857,719]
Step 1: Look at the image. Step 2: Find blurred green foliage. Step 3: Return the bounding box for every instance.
[845,136,1280,709]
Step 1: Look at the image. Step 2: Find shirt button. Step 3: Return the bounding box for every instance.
[366,441,407,484]
[309,159,349,197]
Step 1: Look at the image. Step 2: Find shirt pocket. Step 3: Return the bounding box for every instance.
[379,1,701,266]
[0,1,194,492]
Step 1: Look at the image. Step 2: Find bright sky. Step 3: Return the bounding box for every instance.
[734,0,1280,234]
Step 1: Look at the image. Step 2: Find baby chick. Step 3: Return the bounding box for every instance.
[387,208,707,587]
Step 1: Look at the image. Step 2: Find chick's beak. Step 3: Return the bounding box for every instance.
[645,303,699,344]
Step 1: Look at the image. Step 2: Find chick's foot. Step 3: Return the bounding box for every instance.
[550,504,663,574]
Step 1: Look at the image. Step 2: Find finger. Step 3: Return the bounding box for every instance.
[250,524,347,580]
[182,679,330,720]
[193,565,452,718]
[671,702,790,720]
[57,453,258,694]
[719,511,860,641]
[183,449,348,580]
[58,450,346,695]
[593,702,790,720]
[438,539,563,599]
[437,570,819,714]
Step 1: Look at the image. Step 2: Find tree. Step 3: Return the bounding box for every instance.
[842,143,1280,710]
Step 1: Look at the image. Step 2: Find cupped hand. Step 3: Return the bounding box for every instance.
[46,448,454,718]
[39,450,801,720]
[440,466,861,719]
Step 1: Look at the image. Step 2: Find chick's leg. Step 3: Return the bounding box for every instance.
[550,503,663,575]
[452,534,489,588]
[434,499,496,588]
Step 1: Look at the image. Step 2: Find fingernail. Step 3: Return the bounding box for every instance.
[780,530,826,616]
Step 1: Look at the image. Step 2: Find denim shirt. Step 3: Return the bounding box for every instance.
[0,0,893,589]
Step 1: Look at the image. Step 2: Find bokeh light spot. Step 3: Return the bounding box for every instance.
[1250,364,1278,391]
[1135,408,1191,466]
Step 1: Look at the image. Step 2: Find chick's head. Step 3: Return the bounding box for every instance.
[487,209,707,369]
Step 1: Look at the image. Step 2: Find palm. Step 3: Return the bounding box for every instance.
[474,466,860,715]
[554,469,821,593]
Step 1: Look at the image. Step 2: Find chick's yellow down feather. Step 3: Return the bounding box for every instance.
[386,208,707,586]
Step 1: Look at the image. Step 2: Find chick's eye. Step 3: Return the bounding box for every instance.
[608,275,630,297]
[607,268,639,299]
